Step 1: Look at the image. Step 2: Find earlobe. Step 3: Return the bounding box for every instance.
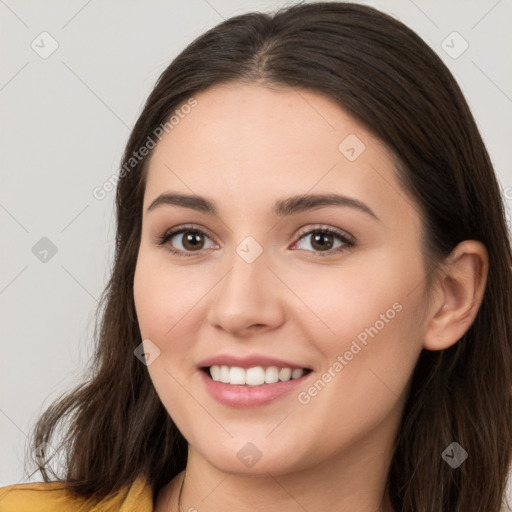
[423,240,488,351]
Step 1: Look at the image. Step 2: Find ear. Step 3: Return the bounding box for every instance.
[423,240,489,351]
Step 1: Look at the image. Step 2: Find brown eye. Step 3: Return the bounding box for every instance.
[179,231,206,251]
[157,226,216,257]
[309,231,335,251]
[292,227,355,257]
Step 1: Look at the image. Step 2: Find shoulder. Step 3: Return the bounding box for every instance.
[0,481,88,511]
[0,477,153,512]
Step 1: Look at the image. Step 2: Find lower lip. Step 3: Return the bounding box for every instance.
[200,370,311,408]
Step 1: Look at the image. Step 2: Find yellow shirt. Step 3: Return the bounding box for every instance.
[0,477,153,511]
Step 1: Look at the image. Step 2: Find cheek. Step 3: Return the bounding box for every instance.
[133,253,203,421]
[288,254,417,347]
[291,253,424,405]
[133,252,203,340]
[295,294,421,453]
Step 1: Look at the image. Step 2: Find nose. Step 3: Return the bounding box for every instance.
[206,247,286,337]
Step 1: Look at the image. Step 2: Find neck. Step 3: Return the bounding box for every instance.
[164,431,396,512]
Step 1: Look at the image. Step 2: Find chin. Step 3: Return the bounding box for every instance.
[192,436,311,476]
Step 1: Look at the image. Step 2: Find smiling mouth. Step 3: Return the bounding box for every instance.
[201,365,313,386]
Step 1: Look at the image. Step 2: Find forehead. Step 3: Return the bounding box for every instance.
[152,82,373,167]
[143,82,416,227]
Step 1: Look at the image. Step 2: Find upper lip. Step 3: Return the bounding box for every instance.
[198,354,311,370]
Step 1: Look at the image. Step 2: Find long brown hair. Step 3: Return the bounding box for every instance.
[29,2,511,510]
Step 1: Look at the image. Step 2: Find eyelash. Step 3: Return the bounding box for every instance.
[156,224,355,258]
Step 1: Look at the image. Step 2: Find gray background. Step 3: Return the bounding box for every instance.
[1,0,511,502]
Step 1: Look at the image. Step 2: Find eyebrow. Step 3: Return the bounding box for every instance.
[146,192,379,220]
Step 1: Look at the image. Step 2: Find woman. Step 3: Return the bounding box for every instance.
[1,2,510,511]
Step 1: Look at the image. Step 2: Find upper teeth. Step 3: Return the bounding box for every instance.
[209,365,306,386]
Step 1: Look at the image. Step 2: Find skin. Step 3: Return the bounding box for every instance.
[133,82,488,512]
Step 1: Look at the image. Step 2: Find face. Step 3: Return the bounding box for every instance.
[133,82,429,477]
